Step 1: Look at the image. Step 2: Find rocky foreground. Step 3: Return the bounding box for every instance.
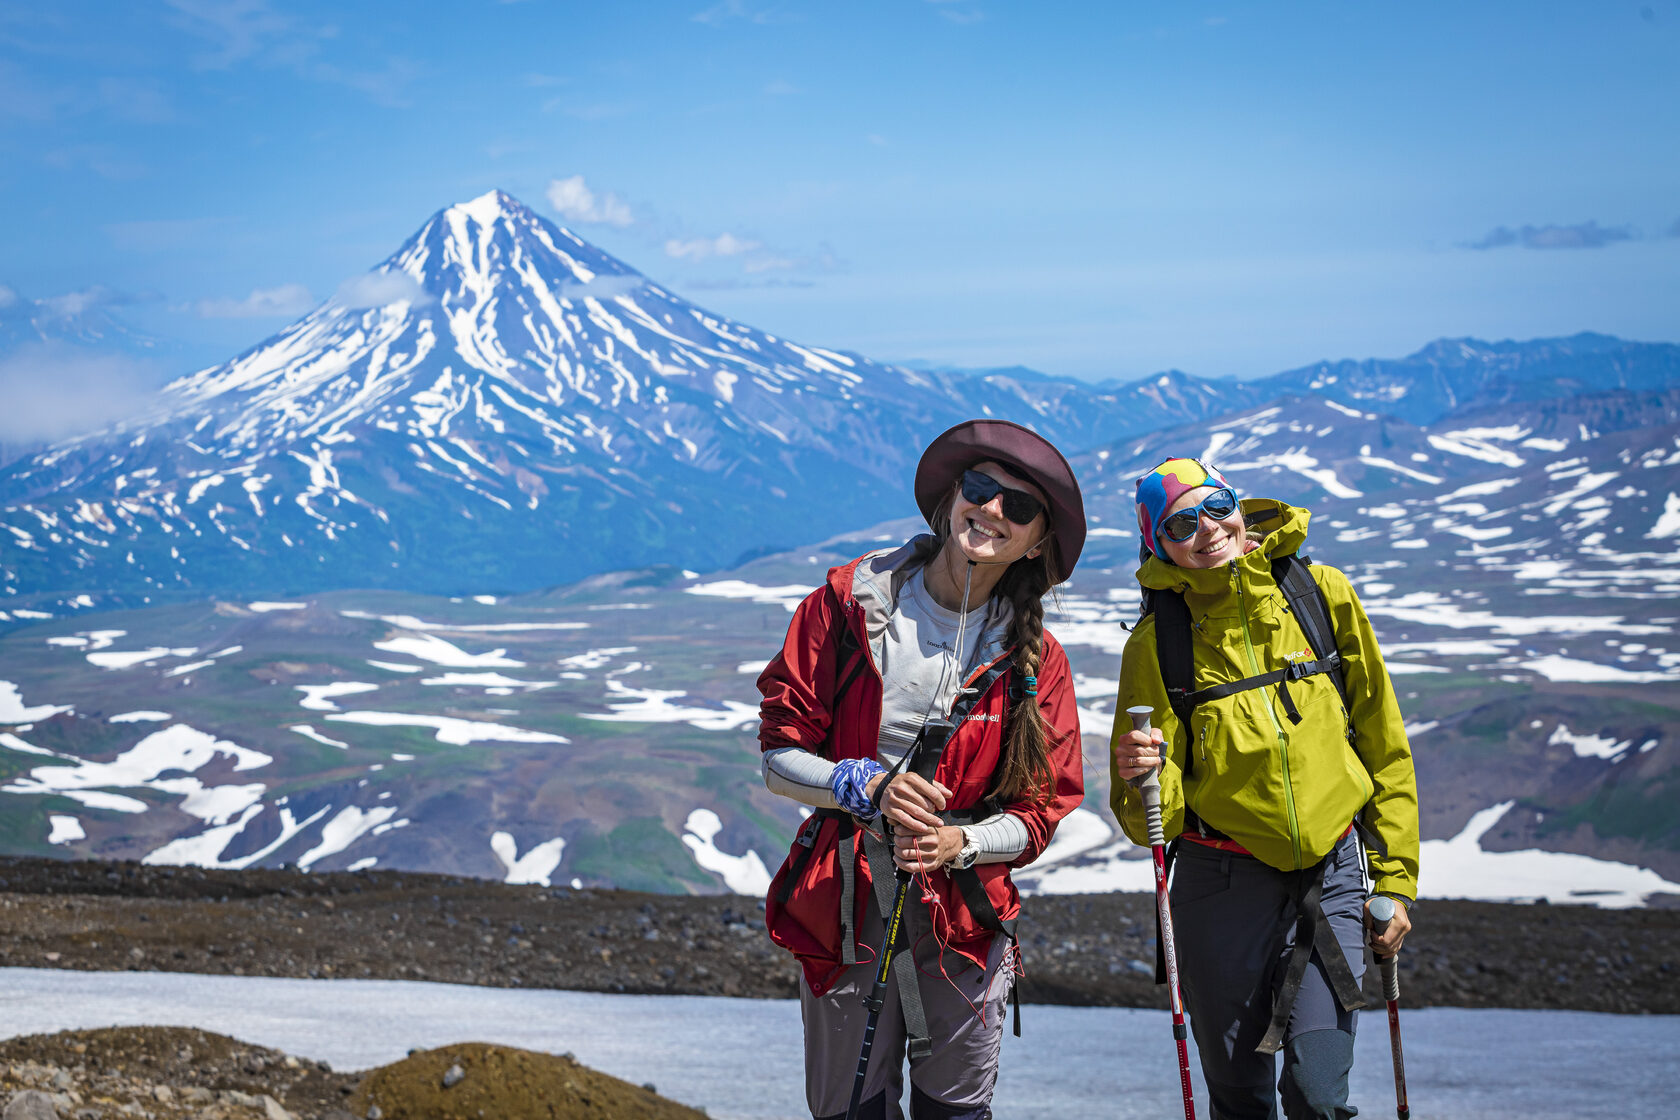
[0,1026,704,1120]
[0,856,1676,1015]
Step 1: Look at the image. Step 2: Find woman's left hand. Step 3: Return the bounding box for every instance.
[893,825,965,873]
[1367,896,1412,956]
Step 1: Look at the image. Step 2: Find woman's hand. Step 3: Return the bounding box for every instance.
[894,825,965,873]
[1367,896,1412,956]
[1112,726,1164,781]
[865,772,951,835]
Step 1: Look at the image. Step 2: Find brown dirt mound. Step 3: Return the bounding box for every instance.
[0,1025,358,1118]
[350,1042,706,1120]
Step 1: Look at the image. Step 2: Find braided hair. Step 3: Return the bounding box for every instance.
[916,483,1064,806]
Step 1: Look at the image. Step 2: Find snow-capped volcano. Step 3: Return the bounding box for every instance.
[0,191,999,597]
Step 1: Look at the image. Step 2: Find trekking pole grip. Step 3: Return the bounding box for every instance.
[1125,706,1166,847]
[1368,895,1400,1000]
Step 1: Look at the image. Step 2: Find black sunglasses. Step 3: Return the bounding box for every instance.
[960,469,1045,525]
[1159,486,1239,543]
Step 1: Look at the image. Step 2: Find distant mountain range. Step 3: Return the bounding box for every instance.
[2,189,1677,604]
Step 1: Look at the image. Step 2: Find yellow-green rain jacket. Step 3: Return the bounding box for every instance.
[1108,498,1420,901]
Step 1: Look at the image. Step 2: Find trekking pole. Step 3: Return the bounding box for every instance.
[844,716,954,1120]
[1367,895,1410,1120]
[1126,705,1196,1120]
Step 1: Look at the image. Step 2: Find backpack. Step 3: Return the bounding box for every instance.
[1142,552,1351,772]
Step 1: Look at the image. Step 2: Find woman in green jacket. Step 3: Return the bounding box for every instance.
[1110,457,1418,1120]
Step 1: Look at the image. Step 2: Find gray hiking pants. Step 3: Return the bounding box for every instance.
[1171,828,1367,1120]
[800,887,1012,1120]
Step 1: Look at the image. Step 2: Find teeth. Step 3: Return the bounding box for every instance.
[969,519,1002,539]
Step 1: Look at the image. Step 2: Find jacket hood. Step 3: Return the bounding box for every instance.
[1136,498,1312,598]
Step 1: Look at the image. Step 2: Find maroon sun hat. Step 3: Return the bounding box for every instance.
[914,419,1086,583]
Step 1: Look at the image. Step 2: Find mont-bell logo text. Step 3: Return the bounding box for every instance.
[964,712,1001,724]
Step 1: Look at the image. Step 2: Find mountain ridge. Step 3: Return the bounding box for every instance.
[3,189,1678,605]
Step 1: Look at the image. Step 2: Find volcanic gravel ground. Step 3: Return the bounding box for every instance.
[0,857,1675,1015]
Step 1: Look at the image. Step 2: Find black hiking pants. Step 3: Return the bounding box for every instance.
[1171,829,1367,1120]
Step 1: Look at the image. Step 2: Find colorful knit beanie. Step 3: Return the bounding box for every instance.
[1135,457,1238,558]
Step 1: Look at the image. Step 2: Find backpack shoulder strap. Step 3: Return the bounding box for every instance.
[1273,554,1351,716]
[1151,589,1198,736]
[830,595,868,710]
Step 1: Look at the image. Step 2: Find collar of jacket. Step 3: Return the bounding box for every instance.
[829,534,1016,673]
[1134,498,1312,619]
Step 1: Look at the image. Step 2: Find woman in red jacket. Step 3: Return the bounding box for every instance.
[757,419,1088,1120]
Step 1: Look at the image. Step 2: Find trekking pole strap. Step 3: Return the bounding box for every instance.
[862,828,935,1060]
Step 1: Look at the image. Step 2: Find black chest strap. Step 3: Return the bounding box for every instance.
[1150,554,1353,774]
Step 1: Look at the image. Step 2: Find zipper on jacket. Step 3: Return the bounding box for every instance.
[1232,566,1303,868]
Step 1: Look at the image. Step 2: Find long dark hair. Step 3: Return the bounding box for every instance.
[914,483,1065,805]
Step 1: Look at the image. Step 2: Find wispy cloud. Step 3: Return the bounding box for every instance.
[764,79,799,96]
[691,1,792,25]
[665,233,761,261]
[0,342,161,443]
[165,0,292,69]
[36,285,134,318]
[333,271,431,309]
[164,0,419,106]
[197,283,314,319]
[546,175,635,227]
[559,275,644,302]
[1465,220,1635,250]
[927,0,986,24]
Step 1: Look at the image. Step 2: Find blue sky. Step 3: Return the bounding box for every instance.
[2,0,1677,385]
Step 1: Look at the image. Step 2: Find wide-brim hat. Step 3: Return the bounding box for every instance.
[914,419,1086,583]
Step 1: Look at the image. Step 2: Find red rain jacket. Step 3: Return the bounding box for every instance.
[758,546,1085,996]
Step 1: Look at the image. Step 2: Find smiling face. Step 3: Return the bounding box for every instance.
[946,459,1049,566]
[1157,484,1246,568]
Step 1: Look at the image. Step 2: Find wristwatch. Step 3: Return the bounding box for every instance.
[951,827,980,871]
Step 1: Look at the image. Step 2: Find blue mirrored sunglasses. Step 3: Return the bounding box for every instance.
[1158,486,1239,543]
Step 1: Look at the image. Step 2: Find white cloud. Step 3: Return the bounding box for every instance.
[39,286,121,318]
[197,283,315,319]
[558,275,643,302]
[0,342,160,443]
[665,233,761,261]
[545,175,633,227]
[0,284,17,308]
[333,271,432,309]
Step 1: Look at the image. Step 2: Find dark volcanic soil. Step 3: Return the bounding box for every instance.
[0,856,1675,1016]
